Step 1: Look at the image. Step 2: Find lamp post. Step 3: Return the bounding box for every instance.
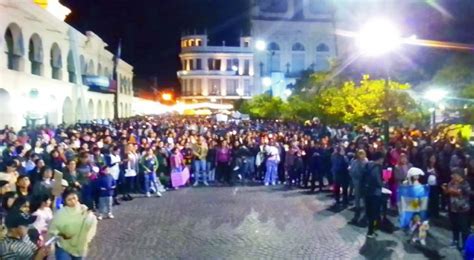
[356,18,402,147]
[424,89,448,129]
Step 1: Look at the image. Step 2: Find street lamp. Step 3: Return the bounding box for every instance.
[262,77,272,88]
[356,18,402,147]
[162,93,173,101]
[356,18,401,57]
[255,40,266,51]
[24,89,50,127]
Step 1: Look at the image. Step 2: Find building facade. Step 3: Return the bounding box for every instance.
[178,0,337,103]
[251,0,338,98]
[0,0,134,130]
[177,34,255,103]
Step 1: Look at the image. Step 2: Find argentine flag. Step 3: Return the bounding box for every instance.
[397,184,430,228]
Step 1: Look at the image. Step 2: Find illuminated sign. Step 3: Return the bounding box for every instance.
[82,76,116,93]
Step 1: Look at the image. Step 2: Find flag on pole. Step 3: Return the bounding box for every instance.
[397,184,430,228]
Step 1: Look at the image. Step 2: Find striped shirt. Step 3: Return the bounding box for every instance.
[0,236,37,259]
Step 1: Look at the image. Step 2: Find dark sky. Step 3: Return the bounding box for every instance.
[61,0,250,90]
[60,0,474,90]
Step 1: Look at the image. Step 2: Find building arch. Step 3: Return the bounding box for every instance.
[62,97,74,124]
[292,42,305,51]
[316,43,329,52]
[104,67,110,79]
[87,59,95,76]
[97,63,102,76]
[4,23,24,71]
[50,43,62,80]
[47,95,59,125]
[28,33,43,75]
[104,101,111,119]
[87,99,94,119]
[96,100,103,119]
[79,55,86,75]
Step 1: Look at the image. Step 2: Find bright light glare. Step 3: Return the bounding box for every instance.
[236,88,244,96]
[284,89,292,97]
[255,40,267,51]
[424,89,448,102]
[356,18,401,56]
[232,65,238,72]
[162,93,172,101]
[262,77,272,87]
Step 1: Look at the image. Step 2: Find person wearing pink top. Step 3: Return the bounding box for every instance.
[215,140,232,185]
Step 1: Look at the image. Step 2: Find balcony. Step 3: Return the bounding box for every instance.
[181,45,253,54]
[177,70,252,77]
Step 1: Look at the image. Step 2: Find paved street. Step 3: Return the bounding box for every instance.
[88,186,463,260]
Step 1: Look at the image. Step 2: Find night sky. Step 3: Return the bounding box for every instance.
[61,0,250,90]
[60,0,474,91]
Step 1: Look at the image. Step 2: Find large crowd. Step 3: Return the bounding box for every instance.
[0,115,473,259]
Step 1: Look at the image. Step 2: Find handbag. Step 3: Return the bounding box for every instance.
[125,169,137,177]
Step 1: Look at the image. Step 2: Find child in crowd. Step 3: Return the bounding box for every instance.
[96,167,116,220]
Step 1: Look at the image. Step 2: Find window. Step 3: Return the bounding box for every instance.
[244,41,250,47]
[50,43,62,80]
[196,59,202,70]
[196,39,202,46]
[267,42,280,73]
[316,43,330,52]
[190,59,194,70]
[232,59,239,71]
[244,60,250,75]
[189,39,194,47]
[226,79,238,96]
[208,59,221,70]
[29,33,43,76]
[209,79,221,95]
[226,59,232,71]
[291,42,306,74]
[5,23,24,71]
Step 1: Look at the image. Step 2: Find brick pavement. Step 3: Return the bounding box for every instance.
[87,186,464,260]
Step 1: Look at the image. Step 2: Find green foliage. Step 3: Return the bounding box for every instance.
[240,94,285,119]
[240,74,422,126]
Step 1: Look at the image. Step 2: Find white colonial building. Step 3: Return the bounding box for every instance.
[0,0,134,130]
[251,0,338,98]
[178,0,337,103]
[177,34,255,103]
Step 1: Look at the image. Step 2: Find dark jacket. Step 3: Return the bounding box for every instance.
[362,162,383,197]
[96,174,116,197]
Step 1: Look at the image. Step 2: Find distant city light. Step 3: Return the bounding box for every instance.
[232,65,238,72]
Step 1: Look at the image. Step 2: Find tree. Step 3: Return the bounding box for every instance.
[314,75,418,125]
[240,94,284,119]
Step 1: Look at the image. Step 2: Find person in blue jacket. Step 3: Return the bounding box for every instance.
[96,167,116,220]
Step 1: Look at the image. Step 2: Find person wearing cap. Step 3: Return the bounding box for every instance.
[0,211,50,260]
[442,168,472,250]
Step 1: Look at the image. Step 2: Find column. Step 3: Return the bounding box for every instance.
[202,77,209,96]
[238,58,244,75]
[220,59,226,72]
[220,78,226,96]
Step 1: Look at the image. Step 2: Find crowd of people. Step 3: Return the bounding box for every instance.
[0,115,473,259]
